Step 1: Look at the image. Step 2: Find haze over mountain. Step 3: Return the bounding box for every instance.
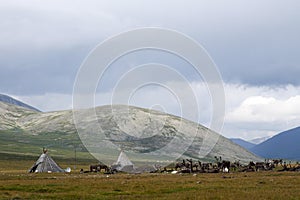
[0,94,40,112]
[251,127,300,160]
[250,136,272,145]
[0,97,262,164]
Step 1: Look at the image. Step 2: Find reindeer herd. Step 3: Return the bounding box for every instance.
[162,157,300,174]
[86,157,300,174]
[171,158,230,173]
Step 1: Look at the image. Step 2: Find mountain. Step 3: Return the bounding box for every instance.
[0,94,40,112]
[0,101,262,164]
[249,136,271,145]
[251,127,300,160]
[0,101,39,130]
[230,138,255,151]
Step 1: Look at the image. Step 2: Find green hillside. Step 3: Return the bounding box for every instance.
[0,129,96,163]
[0,101,262,165]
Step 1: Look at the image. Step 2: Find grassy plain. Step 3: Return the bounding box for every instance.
[0,158,300,200]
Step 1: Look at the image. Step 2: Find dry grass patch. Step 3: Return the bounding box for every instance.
[0,160,300,199]
[0,171,299,199]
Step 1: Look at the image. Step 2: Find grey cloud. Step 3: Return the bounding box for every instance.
[0,47,89,95]
[0,0,300,97]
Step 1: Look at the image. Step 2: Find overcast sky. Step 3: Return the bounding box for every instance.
[1,0,300,140]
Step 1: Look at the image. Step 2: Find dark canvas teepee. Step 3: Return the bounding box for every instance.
[29,148,64,173]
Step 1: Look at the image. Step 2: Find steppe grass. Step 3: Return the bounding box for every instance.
[0,159,300,199]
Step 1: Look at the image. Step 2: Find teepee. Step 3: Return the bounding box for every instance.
[29,148,64,173]
[112,151,135,173]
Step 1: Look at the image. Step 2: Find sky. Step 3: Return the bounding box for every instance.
[1,0,300,140]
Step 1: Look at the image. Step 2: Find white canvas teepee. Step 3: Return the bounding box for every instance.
[112,151,135,173]
[29,149,64,173]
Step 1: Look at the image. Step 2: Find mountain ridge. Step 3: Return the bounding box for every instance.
[230,138,255,151]
[250,136,271,145]
[0,94,40,112]
[251,126,300,160]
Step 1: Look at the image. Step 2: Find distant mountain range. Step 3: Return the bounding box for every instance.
[249,136,271,145]
[0,94,40,112]
[251,127,300,160]
[230,138,255,151]
[0,95,262,164]
[230,127,300,160]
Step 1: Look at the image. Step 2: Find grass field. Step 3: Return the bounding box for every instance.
[0,159,300,199]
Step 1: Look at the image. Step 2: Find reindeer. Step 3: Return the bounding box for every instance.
[273,159,283,167]
[214,156,223,163]
[230,160,241,171]
[196,161,205,172]
[186,159,199,172]
[174,159,186,171]
[201,162,212,172]
[265,162,275,171]
[219,160,230,172]
[255,162,266,171]
[239,161,255,172]
[90,164,109,172]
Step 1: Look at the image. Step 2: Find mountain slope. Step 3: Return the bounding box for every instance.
[251,127,300,160]
[250,136,271,145]
[0,101,38,130]
[0,94,40,112]
[230,138,255,151]
[0,101,262,164]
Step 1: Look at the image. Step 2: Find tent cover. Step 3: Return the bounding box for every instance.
[29,153,64,173]
[112,151,135,173]
[111,151,158,173]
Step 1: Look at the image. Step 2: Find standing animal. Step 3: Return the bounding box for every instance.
[273,159,283,167]
[174,160,185,171]
[187,159,199,172]
[255,162,266,171]
[201,162,212,172]
[219,160,230,172]
[90,164,109,172]
[230,160,241,171]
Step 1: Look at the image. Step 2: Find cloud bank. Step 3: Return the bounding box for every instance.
[15,83,300,140]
